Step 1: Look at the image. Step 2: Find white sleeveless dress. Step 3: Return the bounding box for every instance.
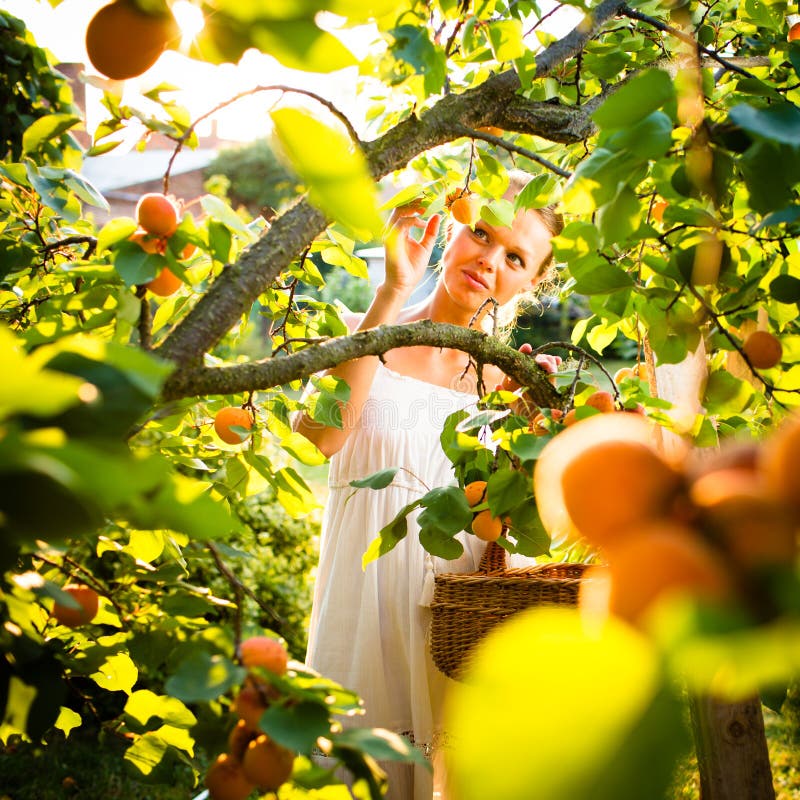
[305,362,487,799]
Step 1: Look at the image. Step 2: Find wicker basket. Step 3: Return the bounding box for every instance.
[429,540,590,680]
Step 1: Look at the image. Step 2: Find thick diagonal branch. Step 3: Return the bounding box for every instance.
[160,320,564,409]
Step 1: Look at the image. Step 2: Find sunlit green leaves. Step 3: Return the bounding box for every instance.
[592,69,676,130]
[447,608,689,800]
[271,108,383,240]
[91,652,138,695]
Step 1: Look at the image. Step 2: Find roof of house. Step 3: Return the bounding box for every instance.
[81,148,218,193]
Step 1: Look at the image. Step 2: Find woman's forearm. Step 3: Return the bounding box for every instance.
[292,283,411,458]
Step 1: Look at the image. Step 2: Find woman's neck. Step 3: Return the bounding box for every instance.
[404,280,487,328]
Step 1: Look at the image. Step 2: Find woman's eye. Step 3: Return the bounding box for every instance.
[508,253,524,268]
[474,227,489,240]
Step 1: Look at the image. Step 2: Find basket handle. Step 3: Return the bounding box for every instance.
[478,540,507,573]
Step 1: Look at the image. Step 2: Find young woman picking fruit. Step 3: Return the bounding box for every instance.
[294,170,562,800]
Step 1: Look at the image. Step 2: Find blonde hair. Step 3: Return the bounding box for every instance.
[492,169,564,339]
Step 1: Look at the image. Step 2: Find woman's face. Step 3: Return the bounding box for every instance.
[440,207,554,312]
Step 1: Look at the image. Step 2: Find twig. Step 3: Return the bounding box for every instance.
[136,285,152,351]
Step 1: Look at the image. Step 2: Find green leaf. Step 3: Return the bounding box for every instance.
[418,527,465,559]
[124,689,196,729]
[63,169,109,211]
[486,470,530,517]
[260,700,330,752]
[603,111,673,160]
[592,69,675,130]
[596,186,641,247]
[200,194,253,236]
[332,727,431,768]
[349,468,399,490]
[570,261,634,295]
[390,25,446,94]
[90,652,138,695]
[271,107,383,240]
[252,19,356,73]
[22,114,81,154]
[509,431,550,462]
[418,486,472,533]
[165,652,246,703]
[54,706,82,738]
[280,431,327,466]
[113,239,164,287]
[486,19,526,62]
[271,466,319,517]
[97,217,138,253]
[770,274,800,304]
[729,101,800,146]
[362,501,420,568]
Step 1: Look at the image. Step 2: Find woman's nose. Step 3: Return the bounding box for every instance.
[478,247,501,269]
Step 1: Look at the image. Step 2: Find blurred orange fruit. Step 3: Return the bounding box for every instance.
[464,480,488,507]
[204,753,255,800]
[472,509,503,542]
[86,0,177,81]
[136,192,179,237]
[145,267,182,297]
[52,584,99,628]
[239,636,288,675]
[241,734,295,793]
[742,330,782,369]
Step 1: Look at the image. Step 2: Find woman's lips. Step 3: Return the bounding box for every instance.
[463,270,488,290]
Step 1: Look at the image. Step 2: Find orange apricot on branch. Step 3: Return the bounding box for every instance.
[239,636,289,675]
[584,390,616,413]
[86,0,177,81]
[464,480,488,507]
[145,268,182,297]
[471,509,503,542]
[136,192,179,237]
[214,406,254,444]
[52,584,99,628]
[232,683,268,730]
[651,200,668,222]
[129,229,167,255]
[790,21,800,41]
[449,193,483,226]
[228,719,257,761]
[204,753,255,800]
[241,734,295,793]
[742,330,782,369]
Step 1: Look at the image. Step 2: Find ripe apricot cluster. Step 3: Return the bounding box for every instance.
[129,193,193,297]
[533,413,800,628]
[464,480,505,542]
[205,636,295,800]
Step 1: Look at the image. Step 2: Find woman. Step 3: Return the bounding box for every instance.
[294,170,564,799]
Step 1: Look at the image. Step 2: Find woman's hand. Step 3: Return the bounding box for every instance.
[383,203,441,296]
[497,343,562,417]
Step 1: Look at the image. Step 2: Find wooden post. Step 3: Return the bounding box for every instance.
[689,694,775,800]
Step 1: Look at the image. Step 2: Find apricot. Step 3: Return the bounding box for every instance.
[613,367,636,384]
[584,390,616,413]
[472,509,503,542]
[214,407,254,445]
[52,584,100,628]
[86,1,177,81]
[690,468,797,568]
[790,21,800,41]
[239,636,288,675]
[691,232,724,286]
[450,193,483,226]
[530,413,549,436]
[204,753,255,800]
[562,408,578,427]
[560,438,684,550]
[464,480,488,507]
[228,719,256,761]
[603,521,734,625]
[742,330,782,369]
[145,267,182,297]
[478,126,504,136]
[651,200,668,223]
[135,192,179,237]
[241,734,295,793]
[129,229,167,255]
[232,684,268,730]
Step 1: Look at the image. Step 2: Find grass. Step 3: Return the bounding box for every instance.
[672,706,800,800]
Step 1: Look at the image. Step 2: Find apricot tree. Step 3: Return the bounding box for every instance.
[2,0,800,797]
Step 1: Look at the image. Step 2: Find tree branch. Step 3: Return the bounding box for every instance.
[160,320,564,410]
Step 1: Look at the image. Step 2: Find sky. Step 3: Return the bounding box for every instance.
[6,1,581,149]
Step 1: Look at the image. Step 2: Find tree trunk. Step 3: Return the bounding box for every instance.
[689,694,775,800]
